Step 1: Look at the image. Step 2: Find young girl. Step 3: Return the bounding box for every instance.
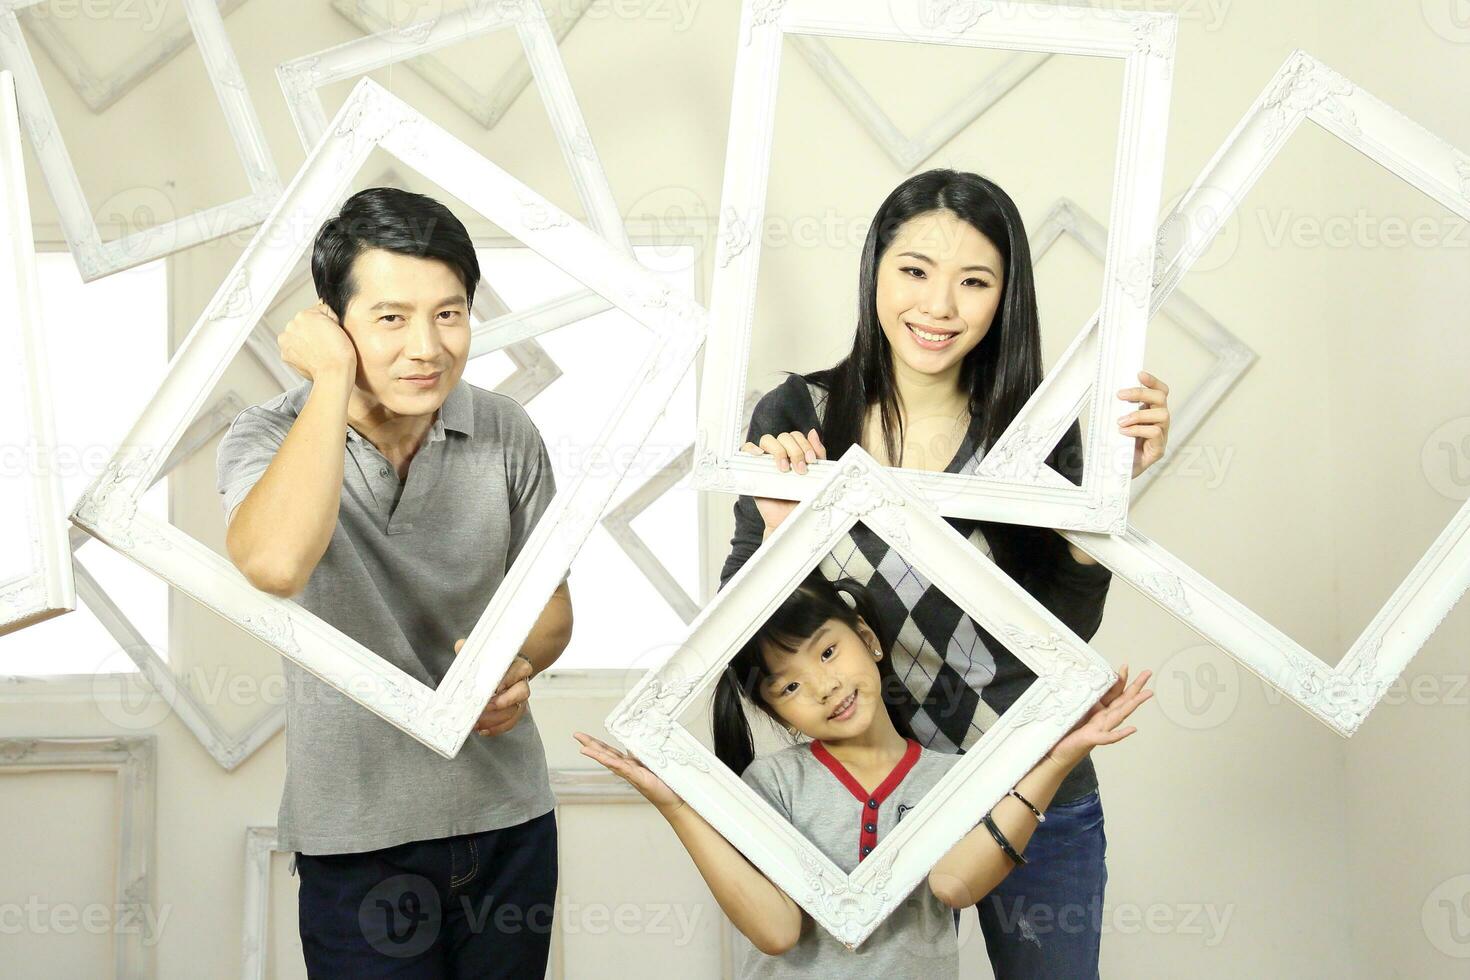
[719,168,1172,975]
[574,573,1152,977]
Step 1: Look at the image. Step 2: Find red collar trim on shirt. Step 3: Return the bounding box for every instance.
[809,738,921,805]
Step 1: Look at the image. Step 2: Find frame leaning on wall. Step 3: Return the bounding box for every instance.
[17,0,252,114]
[0,0,282,282]
[0,69,74,636]
[606,445,1116,949]
[68,77,705,759]
[693,0,1177,534]
[788,29,1050,173]
[1044,50,1470,736]
[1028,197,1258,502]
[330,0,596,131]
[0,736,156,980]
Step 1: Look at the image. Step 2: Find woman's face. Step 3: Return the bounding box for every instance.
[874,208,1006,378]
[757,617,885,740]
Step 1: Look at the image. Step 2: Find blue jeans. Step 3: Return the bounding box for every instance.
[296,810,557,979]
[957,788,1108,978]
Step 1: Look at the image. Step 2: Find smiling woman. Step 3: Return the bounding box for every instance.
[719,167,1171,977]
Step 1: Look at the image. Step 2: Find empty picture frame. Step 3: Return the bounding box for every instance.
[67,77,705,758]
[693,0,1177,535]
[276,0,628,354]
[17,0,251,113]
[68,393,285,772]
[1042,50,1470,736]
[0,736,156,980]
[0,68,74,636]
[331,0,596,130]
[789,33,1049,172]
[606,445,1116,948]
[1029,197,1258,501]
[0,0,282,281]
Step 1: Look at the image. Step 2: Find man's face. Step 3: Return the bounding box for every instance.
[338,247,472,417]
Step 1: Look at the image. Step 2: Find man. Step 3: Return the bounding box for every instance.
[216,186,572,977]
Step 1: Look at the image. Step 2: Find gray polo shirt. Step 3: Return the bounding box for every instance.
[215,377,558,854]
[736,739,960,978]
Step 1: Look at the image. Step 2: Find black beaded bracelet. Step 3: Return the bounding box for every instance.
[1008,788,1045,823]
[982,812,1028,867]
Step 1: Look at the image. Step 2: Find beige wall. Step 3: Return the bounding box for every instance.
[2,0,1467,977]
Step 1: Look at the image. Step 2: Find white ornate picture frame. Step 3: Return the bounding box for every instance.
[17,0,251,113]
[1029,197,1258,501]
[606,445,1115,948]
[0,68,73,636]
[0,0,282,281]
[0,736,155,979]
[330,0,596,130]
[67,77,705,758]
[276,0,631,356]
[1048,50,1470,736]
[70,392,286,772]
[693,0,1177,535]
[789,33,1049,172]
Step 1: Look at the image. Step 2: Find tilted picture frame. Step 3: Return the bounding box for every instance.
[789,32,1050,172]
[1029,197,1258,501]
[70,392,287,772]
[330,0,596,131]
[693,0,1176,535]
[276,0,630,354]
[606,445,1116,948]
[0,736,156,979]
[1036,50,1470,736]
[17,0,252,114]
[0,68,74,636]
[67,77,706,758]
[0,0,282,281]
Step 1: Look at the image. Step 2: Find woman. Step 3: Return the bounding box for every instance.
[718,168,1171,977]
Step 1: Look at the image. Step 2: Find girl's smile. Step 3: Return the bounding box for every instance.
[827,689,858,721]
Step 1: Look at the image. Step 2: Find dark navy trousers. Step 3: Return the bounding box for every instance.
[296,809,558,978]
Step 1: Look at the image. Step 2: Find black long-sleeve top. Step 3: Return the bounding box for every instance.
[719,373,1114,804]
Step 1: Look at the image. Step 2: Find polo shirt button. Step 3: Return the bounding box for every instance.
[378,467,389,477]
[866,799,878,809]
[864,822,876,833]
[861,846,872,856]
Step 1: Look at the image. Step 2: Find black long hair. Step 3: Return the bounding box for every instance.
[804,167,1087,587]
[713,572,917,776]
[810,168,1047,468]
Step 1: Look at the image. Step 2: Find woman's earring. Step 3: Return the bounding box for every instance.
[871,647,882,660]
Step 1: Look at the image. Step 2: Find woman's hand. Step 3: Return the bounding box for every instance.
[740,428,827,533]
[1118,371,1171,479]
[574,732,686,817]
[1047,664,1153,770]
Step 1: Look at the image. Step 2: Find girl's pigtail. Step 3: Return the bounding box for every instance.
[713,665,758,776]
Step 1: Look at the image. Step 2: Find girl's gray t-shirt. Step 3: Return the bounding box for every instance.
[735,739,961,979]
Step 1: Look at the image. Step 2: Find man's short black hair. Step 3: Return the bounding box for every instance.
[311,186,480,322]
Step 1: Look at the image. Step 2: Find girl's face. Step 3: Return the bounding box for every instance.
[874,208,1006,378]
[757,617,885,740]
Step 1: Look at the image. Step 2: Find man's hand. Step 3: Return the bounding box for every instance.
[279,301,358,382]
[455,638,534,737]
